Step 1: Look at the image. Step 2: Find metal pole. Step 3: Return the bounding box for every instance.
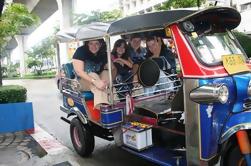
[56,41,61,72]
[105,35,113,105]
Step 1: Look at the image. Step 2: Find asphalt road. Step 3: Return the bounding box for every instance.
[3,79,155,166]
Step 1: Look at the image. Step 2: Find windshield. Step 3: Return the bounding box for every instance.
[187,31,246,65]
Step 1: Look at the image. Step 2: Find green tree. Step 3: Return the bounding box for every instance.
[155,0,206,10]
[99,9,122,22]
[0,3,39,85]
[6,62,20,78]
[26,58,43,75]
[74,9,122,25]
[1,65,7,77]
[233,31,251,58]
[26,37,56,75]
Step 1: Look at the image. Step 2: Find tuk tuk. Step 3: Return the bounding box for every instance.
[58,7,251,166]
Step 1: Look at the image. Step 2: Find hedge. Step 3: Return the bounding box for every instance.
[233,31,251,58]
[0,85,27,104]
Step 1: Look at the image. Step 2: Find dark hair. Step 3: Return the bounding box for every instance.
[83,39,106,55]
[111,39,129,60]
[128,34,143,54]
[146,36,165,57]
[130,33,142,40]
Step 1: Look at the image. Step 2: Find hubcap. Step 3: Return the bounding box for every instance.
[73,127,82,148]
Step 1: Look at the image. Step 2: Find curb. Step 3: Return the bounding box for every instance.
[30,123,68,155]
[30,123,81,166]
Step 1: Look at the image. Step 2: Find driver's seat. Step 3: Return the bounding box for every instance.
[62,62,94,101]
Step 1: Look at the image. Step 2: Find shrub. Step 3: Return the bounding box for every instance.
[0,85,27,104]
[233,31,251,58]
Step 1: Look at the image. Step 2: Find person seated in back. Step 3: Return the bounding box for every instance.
[72,39,115,109]
[144,36,176,96]
[128,34,147,83]
[111,39,133,100]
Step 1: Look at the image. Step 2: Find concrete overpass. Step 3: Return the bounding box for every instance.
[10,0,73,76]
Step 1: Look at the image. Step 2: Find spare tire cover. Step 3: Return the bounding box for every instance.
[138,59,160,87]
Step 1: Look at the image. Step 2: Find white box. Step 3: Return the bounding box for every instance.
[122,123,152,151]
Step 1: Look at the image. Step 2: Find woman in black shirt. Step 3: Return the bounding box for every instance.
[73,39,113,108]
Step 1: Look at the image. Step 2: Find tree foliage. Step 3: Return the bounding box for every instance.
[26,37,56,75]
[155,0,206,10]
[74,9,122,25]
[0,3,39,85]
[0,3,39,49]
[233,31,251,58]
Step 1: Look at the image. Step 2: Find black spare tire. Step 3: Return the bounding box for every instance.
[138,59,160,87]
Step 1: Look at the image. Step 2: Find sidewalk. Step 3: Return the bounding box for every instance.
[0,124,80,166]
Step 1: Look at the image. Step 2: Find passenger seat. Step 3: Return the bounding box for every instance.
[62,62,94,101]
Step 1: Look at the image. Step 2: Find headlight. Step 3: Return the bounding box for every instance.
[190,84,229,104]
[247,80,251,96]
[217,85,229,104]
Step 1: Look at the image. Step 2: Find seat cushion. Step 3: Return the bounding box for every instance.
[81,91,94,101]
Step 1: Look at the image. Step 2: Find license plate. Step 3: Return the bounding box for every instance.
[222,54,250,74]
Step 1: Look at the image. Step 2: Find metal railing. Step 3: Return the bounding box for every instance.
[112,73,182,102]
[60,72,182,104]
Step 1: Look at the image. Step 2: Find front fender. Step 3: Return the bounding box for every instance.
[70,107,88,124]
[220,111,251,143]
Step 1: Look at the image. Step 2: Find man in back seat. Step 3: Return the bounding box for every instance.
[72,39,116,109]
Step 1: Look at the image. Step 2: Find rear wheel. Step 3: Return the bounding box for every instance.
[70,117,95,157]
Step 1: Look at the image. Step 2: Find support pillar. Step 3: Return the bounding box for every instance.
[15,35,28,77]
[56,0,73,68]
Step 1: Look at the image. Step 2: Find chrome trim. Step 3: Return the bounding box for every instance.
[60,106,71,114]
[184,79,201,165]
[105,35,113,105]
[102,120,123,127]
[220,123,251,143]
[243,99,251,110]
[101,108,124,115]
[190,84,228,104]
[70,107,88,124]
[248,80,251,96]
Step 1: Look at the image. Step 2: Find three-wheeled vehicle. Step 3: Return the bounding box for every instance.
[58,7,251,166]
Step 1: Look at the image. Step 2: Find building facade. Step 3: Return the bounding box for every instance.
[119,0,167,16]
[233,0,251,35]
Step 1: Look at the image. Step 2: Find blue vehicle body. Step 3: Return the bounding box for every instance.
[199,73,251,159]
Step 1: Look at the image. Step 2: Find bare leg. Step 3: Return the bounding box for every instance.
[89,72,109,109]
